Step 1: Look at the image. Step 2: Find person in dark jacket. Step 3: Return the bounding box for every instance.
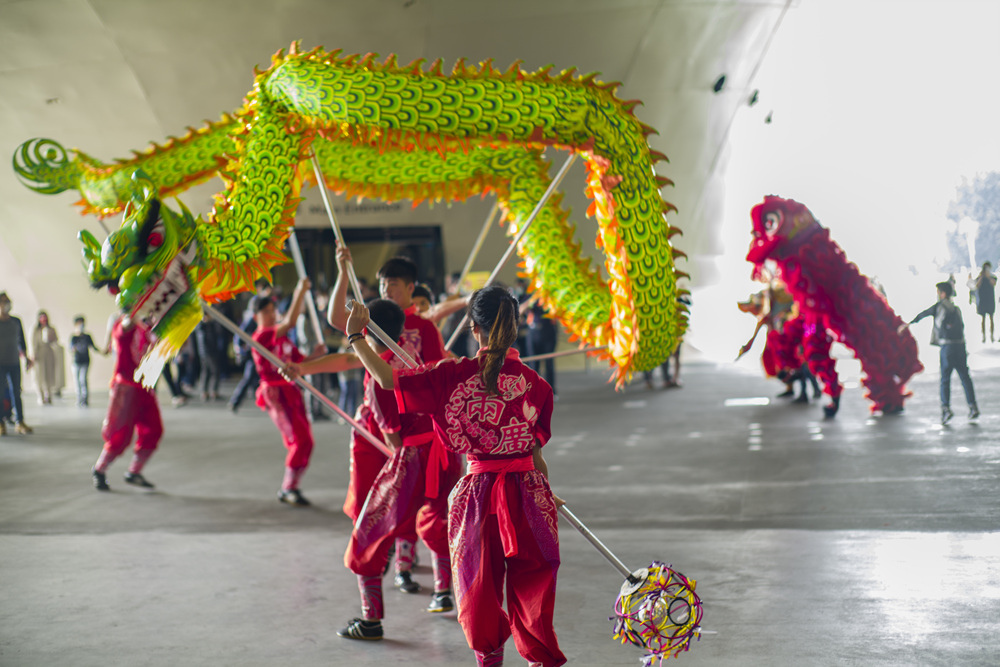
[228,282,272,412]
[195,314,227,401]
[0,292,33,435]
[973,261,996,343]
[899,281,979,425]
[69,315,103,406]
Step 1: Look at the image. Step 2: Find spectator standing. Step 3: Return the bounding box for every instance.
[31,310,62,404]
[973,262,996,343]
[195,314,227,401]
[524,298,558,396]
[512,279,530,356]
[69,316,102,406]
[0,292,33,435]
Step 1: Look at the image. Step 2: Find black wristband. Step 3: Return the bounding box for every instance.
[347,332,365,346]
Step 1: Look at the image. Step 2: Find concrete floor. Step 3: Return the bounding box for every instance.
[2,349,1000,666]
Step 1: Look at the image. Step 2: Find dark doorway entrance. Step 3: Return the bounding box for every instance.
[273,226,445,297]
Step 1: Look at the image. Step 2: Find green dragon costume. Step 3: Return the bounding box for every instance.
[14,43,688,386]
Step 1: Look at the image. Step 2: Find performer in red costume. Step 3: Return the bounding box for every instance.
[91,315,162,492]
[746,196,923,416]
[347,285,566,667]
[738,279,821,402]
[739,281,794,385]
[252,277,325,506]
[328,249,451,593]
[299,298,459,640]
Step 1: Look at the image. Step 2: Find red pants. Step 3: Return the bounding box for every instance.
[345,443,458,577]
[344,430,388,521]
[450,472,565,666]
[344,430,418,546]
[100,381,162,461]
[256,383,314,470]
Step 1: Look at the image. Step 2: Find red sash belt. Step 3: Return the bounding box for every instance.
[467,455,535,557]
[255,378,295,409]
[424,438,448,499]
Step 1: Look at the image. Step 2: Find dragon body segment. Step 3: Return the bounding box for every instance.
[15,44,686,384]
[746,196,923,415]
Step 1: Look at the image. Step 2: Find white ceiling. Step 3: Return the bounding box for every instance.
[0,0,789,341]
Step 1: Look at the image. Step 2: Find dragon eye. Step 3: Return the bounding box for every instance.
[764,212,781,233]
[144,219,165,254]
[108,285,120,295]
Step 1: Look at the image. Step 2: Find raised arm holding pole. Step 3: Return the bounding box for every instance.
[310,152,417,368]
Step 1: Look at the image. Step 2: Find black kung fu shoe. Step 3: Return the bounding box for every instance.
[124,472,155,488]
[337,618,383,641]
[92,469,110,491]
[393,570,421,594]
[822,395,840,419]
[427,590,454,613]
[278,489,311,506]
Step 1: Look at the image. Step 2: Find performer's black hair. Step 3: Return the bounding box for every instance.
[412,283,434,304]
[366,298,405,343]
[469,285,519,395]
[376,256,418,284]
[253,296,275,313]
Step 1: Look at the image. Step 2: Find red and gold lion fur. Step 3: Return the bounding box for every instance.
[746,195,923,415]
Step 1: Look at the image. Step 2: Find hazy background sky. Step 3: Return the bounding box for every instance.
[691,0,1000,362]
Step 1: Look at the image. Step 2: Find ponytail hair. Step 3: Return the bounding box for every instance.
[470,285,519,395]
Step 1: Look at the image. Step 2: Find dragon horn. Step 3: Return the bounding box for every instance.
[78,229,101,263]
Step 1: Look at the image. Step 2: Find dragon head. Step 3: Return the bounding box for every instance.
[79,170,205,384]
[746,195,819,266]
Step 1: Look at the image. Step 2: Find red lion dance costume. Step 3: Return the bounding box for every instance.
[746,196,923,417]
